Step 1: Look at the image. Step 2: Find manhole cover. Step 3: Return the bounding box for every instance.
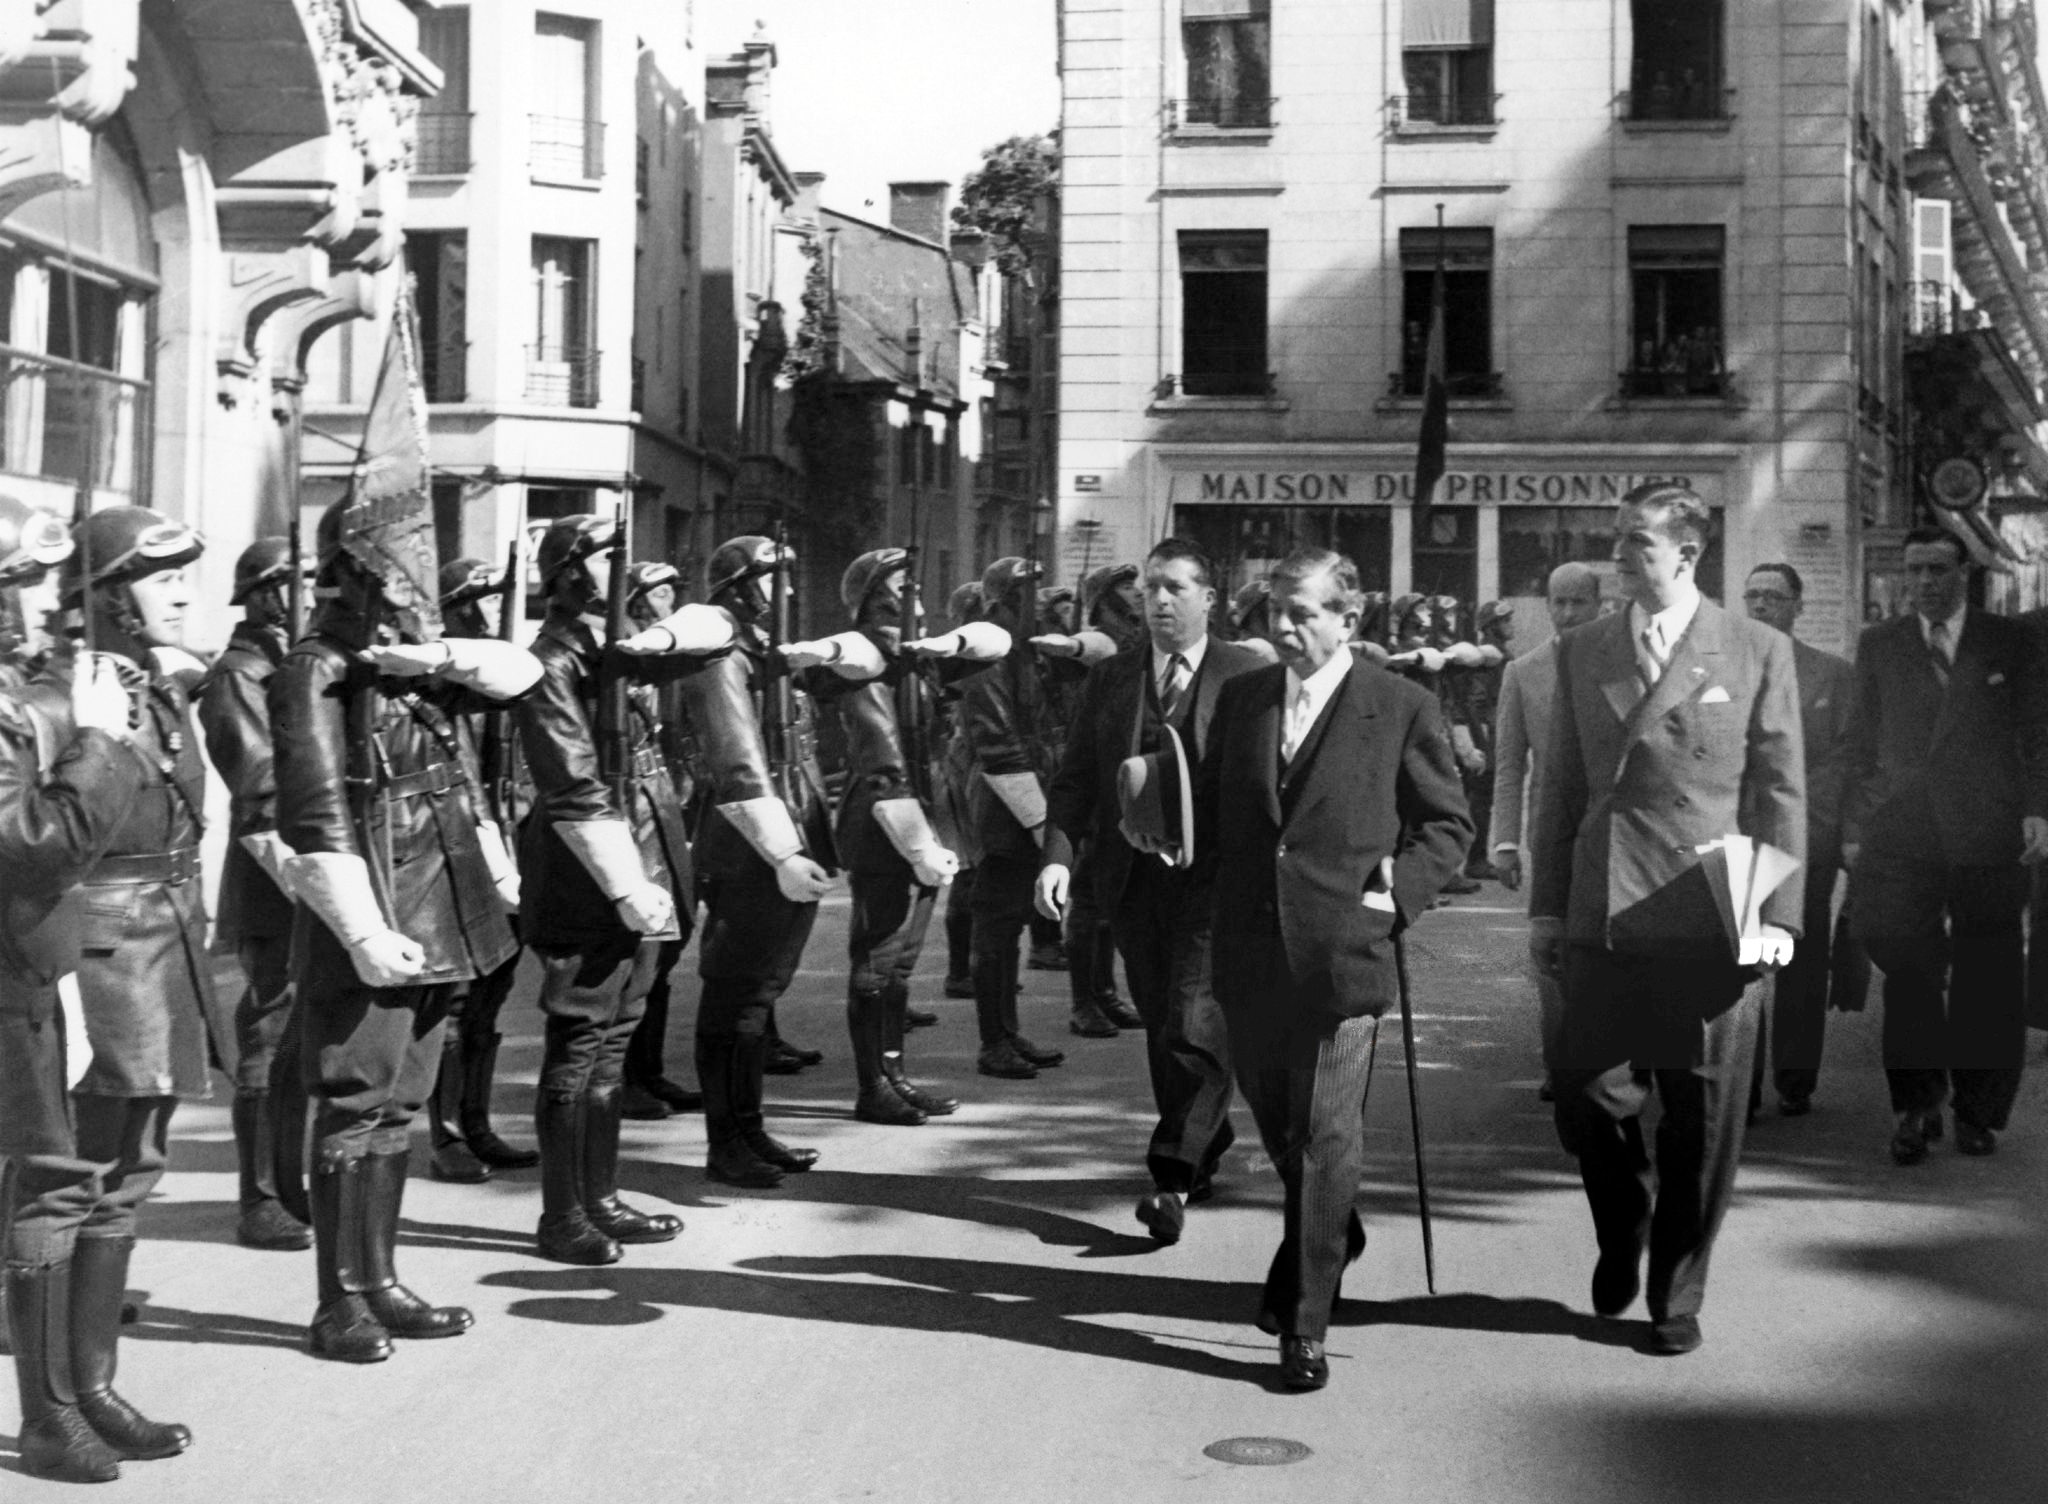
[1204,1436,1313,1467]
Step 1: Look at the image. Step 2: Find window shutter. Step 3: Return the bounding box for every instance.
[1627,225,1724,266]
[1403,0,1494,49]
[1183,0,1270,18]
[1914,197,1952,288]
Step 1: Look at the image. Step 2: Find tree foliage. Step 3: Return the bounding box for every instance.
[952,133,1058,277]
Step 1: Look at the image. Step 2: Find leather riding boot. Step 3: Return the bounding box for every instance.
[307,1159,393,1363]
[359,1152,472,1338]
[697,1034,784,1188]
[233,1092,312,1251]
[945,900,973,988]
[8,1260,122,1482]
[736,1031,819,1171]
[581,1084,683,1242]
[426,1035,490,1184]
[70,1236,190,1460]
[459,1032,539,1169]
[851,988,926,1126]
[882,983,956,1116]
[534,1092,621,1265]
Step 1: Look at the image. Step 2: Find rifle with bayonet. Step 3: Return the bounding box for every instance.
[898,470,937,807]
[600,488,633,816]
[763,511,801,812]
[487,527,524,828]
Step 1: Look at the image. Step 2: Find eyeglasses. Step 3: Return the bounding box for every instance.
[1742,589,1796,604]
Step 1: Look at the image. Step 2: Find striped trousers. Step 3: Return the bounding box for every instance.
[1231,1011,1378,1343]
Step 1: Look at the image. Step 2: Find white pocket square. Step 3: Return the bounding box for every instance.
[1990,672,2007,686]
[1362,855,1397,912]
[1699,685,1731,704]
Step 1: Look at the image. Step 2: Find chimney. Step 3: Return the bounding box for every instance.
[889,181,950,247]
[792,170,825,222]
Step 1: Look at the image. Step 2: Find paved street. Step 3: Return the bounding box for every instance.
[8,886,2045,1504]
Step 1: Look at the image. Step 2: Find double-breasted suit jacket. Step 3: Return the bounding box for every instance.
[1531,600,1807,959]
[1203,658,1473,1051]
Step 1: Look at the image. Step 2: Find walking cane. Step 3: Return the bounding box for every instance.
[1393,932,1437,1294]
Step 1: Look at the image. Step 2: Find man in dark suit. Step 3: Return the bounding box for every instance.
[1531,483,1805,1358]
[1196,547,1471,1390]
[1741,562,1863,1116]
[1844,526,2048,1164]
[1035,539,1265,1244]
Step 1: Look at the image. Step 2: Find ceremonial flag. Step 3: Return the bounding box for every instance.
[341,276,442,642]
[1413,254,1449,537]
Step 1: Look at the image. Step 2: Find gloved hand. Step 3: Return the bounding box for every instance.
[349,929,428,988]
[775,854,833,903]
[614,883,676,935]
[780,638,841,670]
[71,652,133,738]
[910,845,959,888]
[903,621,1010,660]
[475,819,522,911]
[1035,863,1070,921]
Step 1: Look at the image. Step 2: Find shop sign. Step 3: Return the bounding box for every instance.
[1175,467,1724,506]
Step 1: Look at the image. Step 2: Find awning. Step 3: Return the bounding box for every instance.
[1184,0,1270,19]
[1403,0,1494,48]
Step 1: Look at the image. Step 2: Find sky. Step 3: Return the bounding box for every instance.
[692,0,1060,224]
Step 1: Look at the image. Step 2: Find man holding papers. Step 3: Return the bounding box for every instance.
[1531,483,1805,1357]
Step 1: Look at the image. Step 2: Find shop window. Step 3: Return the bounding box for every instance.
[1498,504,1721,610]
[409,232,468,403]
[1627,1,1725,121]
[1178,230,1268,397]
[1626,226,1725,398]
[1171,505,1391,610]
[1411,506,1478,607]
[1399,228,1493,397]
[1182,1,1271,129]
[1401,1,1494,126]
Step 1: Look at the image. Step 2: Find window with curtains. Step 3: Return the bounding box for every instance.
[416,7,470,173]
[1401,0,1494,126]
[531,13,603,179]
[1626,226,1725,397]
[1181,0,1272,129]
[1627,0,1725,121]
[407,232,468,403]
[1178,230,1268,397]
[528,237,598,406]
[1397,228,1494,397]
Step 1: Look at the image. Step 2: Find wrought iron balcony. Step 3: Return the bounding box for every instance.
[414,112,472,175]
[1389,368,1506,400]
[1618,84,1736,123]
[1388,93,1499,129]
[1162,368,1279,400]
[1617,364,1732,400]
[529,115,605,181]
[525,344,600,407]
[1173,94,1276,130]
[0,343,149,496]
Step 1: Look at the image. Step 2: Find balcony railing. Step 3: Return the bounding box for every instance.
[1619,84,1735,123]
[1174,94,1276,130]
[1617,362,1731,400]
[1390,368,1506,400]
[1389,93,1499,129]
[529,115,604,181]
[1162,368,1278,399]
[414,112,473,175]
[525,344,600,407]
[0,343,148,496]
[421,338,467,403]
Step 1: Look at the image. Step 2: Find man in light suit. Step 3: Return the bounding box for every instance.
[1741,562,1862,1117]
[1197,548,1471,1390]
[1844,527,2048,1164]
[1531,483,1804,1358]
[1036,540,1266,1244]
[1490,562,1602,1091]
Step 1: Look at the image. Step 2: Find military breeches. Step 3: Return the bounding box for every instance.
[301,982,455,1165]
[233,933,295,1096]
[535,935,673,1102]
[847,871,937,1003]
[697,864,818,1039]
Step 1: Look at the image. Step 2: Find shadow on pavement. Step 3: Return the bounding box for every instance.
[120,1301,303,1352]
[1334,1291,1641,1350]
[479,1252,1287,1387]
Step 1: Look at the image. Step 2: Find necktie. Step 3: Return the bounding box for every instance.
[1638,623,1665,687]
[1282,683,1313,764]
[1159,653,1188,721]
[1928,620,1951,690]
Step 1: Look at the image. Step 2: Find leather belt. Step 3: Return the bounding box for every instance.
[86,845,201,887]
[383,760,463,798]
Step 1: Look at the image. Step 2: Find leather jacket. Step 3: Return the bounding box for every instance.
[196,621,294,944]
[960,645,1082,860]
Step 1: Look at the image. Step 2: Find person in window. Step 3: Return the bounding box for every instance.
[1684,326,1722,396]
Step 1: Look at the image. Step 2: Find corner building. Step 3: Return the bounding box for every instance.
[1055,1,2048,652]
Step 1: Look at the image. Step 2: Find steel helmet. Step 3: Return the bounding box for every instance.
[707,534,789,599]
[946,581,983,623]
[66,506,204,599]
[230,536,295,605]
[0,493,74,587]
[1229,577,1271,631]
[627,560,682,604]
[840,548,908,621]
[536,514,618,587]
[439,557,502,608]
[979,556,1040,609]
[1081,562,1138,626]
[1476,599,1512,636]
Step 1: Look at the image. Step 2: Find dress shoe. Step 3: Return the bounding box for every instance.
[1027,940,1067,970]
[363,1283,474,1338]
[237,1198,313,1252]
[1069,1002,1119,1038]
[762,1040,808,1076]
[744,1129,819,1173]
[1465,858,1498,881]
[1778,1093,1813,1118]
[856,1080,928,1126]
[1442,873,1483,896]
[535,1212,622,1266]
[976,1038,1039,1079]
[428,1138,491,1184]
[307,1294,394,1363]
[1649,1315,1703,1355]
[1186,1173,1216,1206]
[705,1140,785,1189]
[620,1082,673,1120]
[1102,996,1143,1030]
[1008,1033,1065,1068]
[904,1004,939,1029]
[1135,1190,1185,1244]
[1891,1109,1938,1166]
[645,1076,704,1112]
[943,973,975,999]
[1955,1119,1997,1157]
[884,1070,958,1116]
[1279,1335,1329,1390]
[1591,1247,1641,1317]
[587,1197,685,1244]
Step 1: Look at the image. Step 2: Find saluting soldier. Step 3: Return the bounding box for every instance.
[419,558,541,1182]
[517,518,727,1263]
[273,502,541,1362]
[44,506,225,1452]
[1,495,174,1483]
[935,581,986,1000]
[686,535,837,1185]
[804,548,1009,1124]
[195,537,315,1250]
